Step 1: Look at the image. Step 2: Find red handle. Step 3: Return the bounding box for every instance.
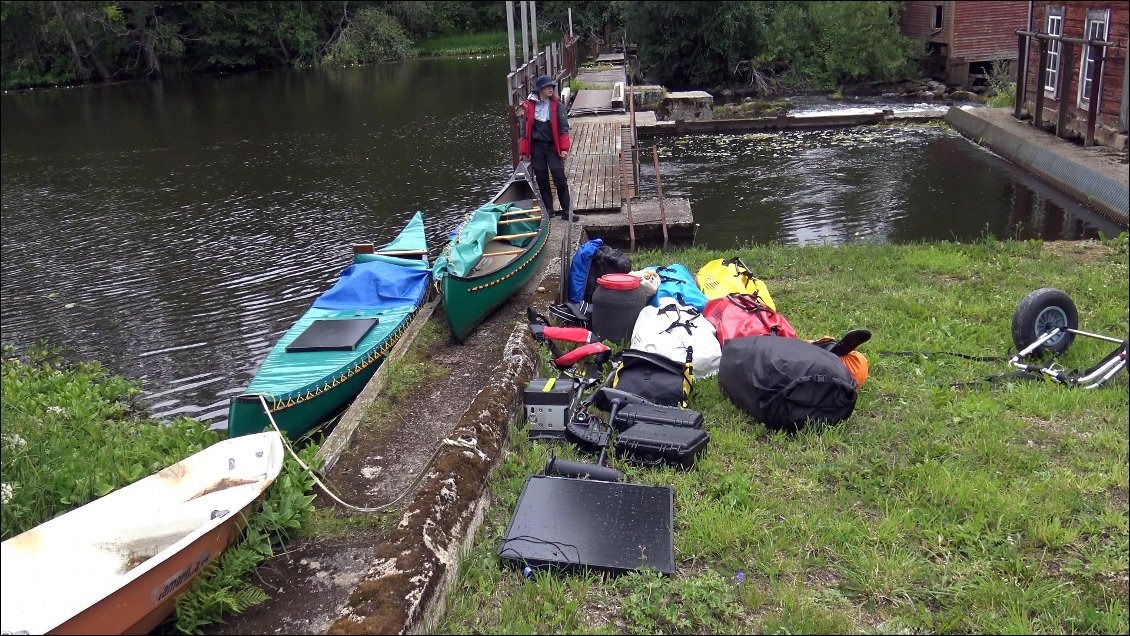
[543,326,596,343]
[555,342,611,368]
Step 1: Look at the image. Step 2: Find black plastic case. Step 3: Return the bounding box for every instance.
[612,404,704,431]
[614,422,709,469]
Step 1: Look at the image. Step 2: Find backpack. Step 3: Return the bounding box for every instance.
[703,293,797,346]
[696,257,776,310]
[718,336,857,432]
[584,245,632,302]
[603,349,694,409]
[645,264,709,311]
[630,301,722,379]
[568,239,603,303]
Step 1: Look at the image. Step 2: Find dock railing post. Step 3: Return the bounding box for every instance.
[1034,38,1048,129]
[520,1,529,64]
[620,149,635,252]
[1014,31,1028,120]
[652,145,668,251]
[531,1,538,59]
[506,1,516,72]
[1084,40,1105,146]
[1056,42,1075,139]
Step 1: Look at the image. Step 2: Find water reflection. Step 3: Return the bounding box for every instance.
[2,57,512,427]
[640,126,1122,247]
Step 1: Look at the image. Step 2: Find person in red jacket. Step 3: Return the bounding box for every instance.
[519,75,573,219]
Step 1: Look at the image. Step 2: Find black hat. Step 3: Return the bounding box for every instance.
[533,75,557,92]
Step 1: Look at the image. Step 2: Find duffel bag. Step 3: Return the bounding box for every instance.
[645,264,708,311]
[696,257,776,310]
[703,293,797,346]
[718,336,857,432]
[568,239,603,303]
[630,301,722,379]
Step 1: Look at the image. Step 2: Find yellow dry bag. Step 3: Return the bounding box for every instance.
[696,257,776,310]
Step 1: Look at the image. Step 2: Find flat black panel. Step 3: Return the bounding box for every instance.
[285,318,378,353]
[498,476,675,575]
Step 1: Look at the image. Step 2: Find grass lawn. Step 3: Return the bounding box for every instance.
[438,237,1129,634]
[413,30,565,57]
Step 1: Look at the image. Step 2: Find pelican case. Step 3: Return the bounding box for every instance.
[614,422,709,469]
[611,404,704,432]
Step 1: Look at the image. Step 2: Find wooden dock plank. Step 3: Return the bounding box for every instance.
[562,120,634,213]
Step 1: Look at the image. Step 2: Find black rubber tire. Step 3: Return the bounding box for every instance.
[1011,288,1078,354]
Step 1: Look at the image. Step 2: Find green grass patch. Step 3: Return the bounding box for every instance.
[362,315,449,431]
[570,78,612,92]
[438,237,1130,634]
[412,31,509,57]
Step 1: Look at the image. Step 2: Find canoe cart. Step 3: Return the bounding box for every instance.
[228,213,431,439]
[1009,288,1127,388]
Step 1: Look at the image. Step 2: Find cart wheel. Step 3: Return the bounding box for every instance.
[1011,288,1078,354]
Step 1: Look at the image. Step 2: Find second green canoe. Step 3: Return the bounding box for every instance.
[434,163,550,342]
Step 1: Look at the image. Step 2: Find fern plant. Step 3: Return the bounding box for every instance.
[172,444,318,634]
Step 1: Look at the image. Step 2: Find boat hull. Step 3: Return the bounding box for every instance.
[444,226,549,342]
[0,433,284,636]
[228,302,422,439]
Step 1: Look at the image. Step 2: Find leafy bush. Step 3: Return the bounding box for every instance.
[323,7,413,66]
[624,1,921,90]
[0,344,217,538]
[987,58,1017,108]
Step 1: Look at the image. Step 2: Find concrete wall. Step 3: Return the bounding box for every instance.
[944,106,1129,223]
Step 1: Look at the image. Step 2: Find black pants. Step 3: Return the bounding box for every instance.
[530,141,571,214]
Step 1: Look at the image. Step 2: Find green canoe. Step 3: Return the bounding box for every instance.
[434,164,549,342]
[228,213,431,439]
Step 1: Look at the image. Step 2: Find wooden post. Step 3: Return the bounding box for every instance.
[1085,44,1105,146]
[506,1,516,72]
[652,145,669,251]
[1056,42,1074,139]
[1034,39,1048,129]
[620,149,635,252]
[520,1,530,64]
[568,8,573,38]
[531,1,538,59]
[1014,32,1028,120]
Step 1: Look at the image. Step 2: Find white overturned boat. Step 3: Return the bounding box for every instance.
[1,432,284,635]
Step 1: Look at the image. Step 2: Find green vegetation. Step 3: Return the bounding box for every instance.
[713,99,792,119]
[570,78,612,92]
[0,343,217,538]
[0,1,505,89]
[173,443,318,634]
[0,342,319,633]
[362,317,450,431]
[620,1,922,91]
[439,237,1130,634]
[413,30,508,57]
[988,58,1018,108]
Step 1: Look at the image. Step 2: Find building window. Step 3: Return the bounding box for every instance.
[1044,8,1064,94]
[1078,10,1110,107]
[933,4,943,29]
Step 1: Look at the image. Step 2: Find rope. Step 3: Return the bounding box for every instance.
[257,396,462,515]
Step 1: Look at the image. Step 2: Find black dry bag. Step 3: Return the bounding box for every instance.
[603,349,694,409]
[583,245,632,302]
[718,336,857,432]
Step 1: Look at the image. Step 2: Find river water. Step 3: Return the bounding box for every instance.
[1,56,1121,427]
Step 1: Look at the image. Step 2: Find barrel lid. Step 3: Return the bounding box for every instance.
[597,273,641,290]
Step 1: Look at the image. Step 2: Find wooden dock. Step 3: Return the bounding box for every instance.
[559,121,626,213]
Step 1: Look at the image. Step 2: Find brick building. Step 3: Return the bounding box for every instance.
[900,1,1030,85]
[1019,1,1128,147]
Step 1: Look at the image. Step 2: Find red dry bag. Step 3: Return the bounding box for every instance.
[703,293,797,346]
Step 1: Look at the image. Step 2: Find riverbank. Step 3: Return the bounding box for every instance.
[437,238,1129,635]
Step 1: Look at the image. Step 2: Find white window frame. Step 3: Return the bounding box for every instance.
[1077,9,1110,108]
[1044,8,1064,95]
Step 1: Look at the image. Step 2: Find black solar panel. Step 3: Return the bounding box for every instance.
[498,476,676,575]
[285,318,378,353]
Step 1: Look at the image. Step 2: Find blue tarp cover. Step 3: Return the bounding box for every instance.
[313,260,430,311]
